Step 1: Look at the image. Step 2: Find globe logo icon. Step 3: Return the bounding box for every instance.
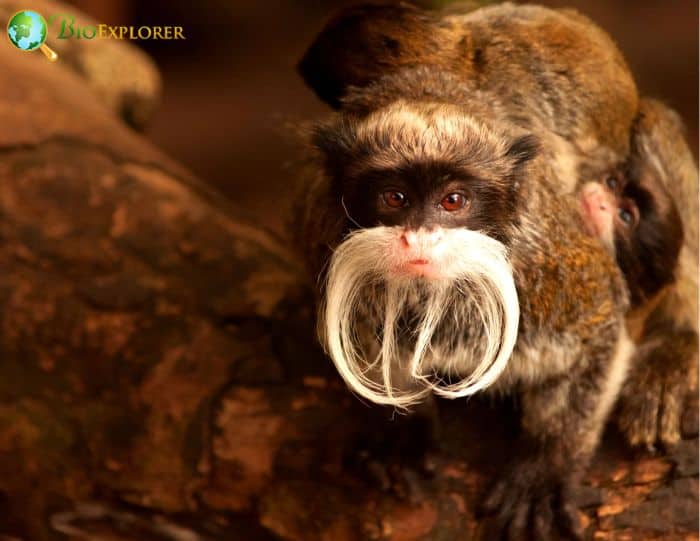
[6,10,57,61]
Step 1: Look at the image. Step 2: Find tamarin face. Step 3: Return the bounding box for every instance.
[338,158,523,279]
[579,162,683,307]
[578,172,639,248]
[315,102,538,280]
[312,102,536,407]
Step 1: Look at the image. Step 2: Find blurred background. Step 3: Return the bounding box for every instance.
[69,0,699,233]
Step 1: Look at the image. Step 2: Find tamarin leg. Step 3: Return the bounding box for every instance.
[482,330,631,540]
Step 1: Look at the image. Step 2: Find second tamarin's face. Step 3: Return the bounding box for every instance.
[578,157,683,307]
[311,101,535,407]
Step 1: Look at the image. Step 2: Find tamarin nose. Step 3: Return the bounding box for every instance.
[400,228,444,248]
[400,230,418,248]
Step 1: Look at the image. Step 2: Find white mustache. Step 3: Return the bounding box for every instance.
[320,226,520,408]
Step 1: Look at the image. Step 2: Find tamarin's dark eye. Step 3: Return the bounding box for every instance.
[618,208,633,225]
[617,201,639,228]
[440,193,468,211]
[382,190,408,208]
[605,176,620,192]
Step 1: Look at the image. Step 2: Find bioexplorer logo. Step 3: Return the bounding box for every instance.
[6,10,57,61]
[6,10,186,62]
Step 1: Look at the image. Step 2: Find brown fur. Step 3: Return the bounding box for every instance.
[299,1,639,181]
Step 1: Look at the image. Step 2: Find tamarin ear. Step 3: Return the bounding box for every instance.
[506,134,540,169]
[298,2,436,109]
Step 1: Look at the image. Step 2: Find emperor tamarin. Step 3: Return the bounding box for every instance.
[295,68,631,541]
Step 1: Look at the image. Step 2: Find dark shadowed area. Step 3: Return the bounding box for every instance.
[68,0,699,233]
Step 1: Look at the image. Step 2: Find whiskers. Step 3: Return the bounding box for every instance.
[315,196,364,286]
[341,196,363,229]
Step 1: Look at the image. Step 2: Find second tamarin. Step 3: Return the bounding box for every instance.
[613,99,698,449]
